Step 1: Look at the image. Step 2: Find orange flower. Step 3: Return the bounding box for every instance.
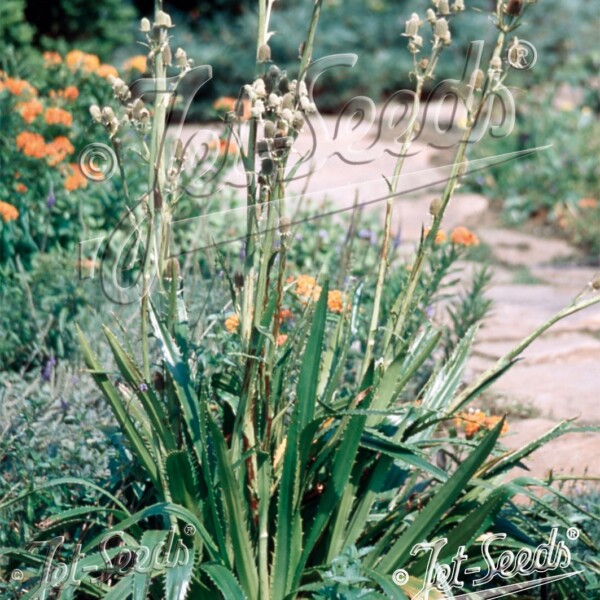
[0,201,19,223]
[96,64,119,79]
[15,183,28,193]
[454,409,508,439]
[16,131,47,159]
[327,290,345,313]
[43,51,62,66]
[62,86,79,102]
[450,226,479,247]
[213,97,237,112]
[225,314,240,333]
[276,333,288,346]
[64,164,87,191]
[46,136,75,166]
[17,99,43,124]
[66,50,100,72]
[45,107,73,126]
[294,274,322,301]
[123,55,147,73]
[424,227,447,244]
[578,198,597,210]
[3,77,37,97]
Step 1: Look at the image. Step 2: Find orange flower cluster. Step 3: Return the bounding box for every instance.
[424,227,447,245]
[49,86,79,102]
[122,55,147,73]
[45,107,73,127]
[46,136,75,166]
[0,76,37,98]
[293,274,322,301]
[16,131,47,158]
[276,333,288,346]
[15,183,28,193]
[454,409,508,439]
[450,226,479,247]
[327,290,345,313]
[578,198,597,210]
[96,64,119,79]
[16,99,43,124]
[66,50,100,72]
[16,131,75,166]
[43,51,62,66]
[64,164,87,191]
[225,314,240,333]
[0,201,19,223]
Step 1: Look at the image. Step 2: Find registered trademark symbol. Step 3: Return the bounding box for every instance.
[184,524,196,536]
[392,569,409,586]
[566,527,579,541]
[506,39,537,70]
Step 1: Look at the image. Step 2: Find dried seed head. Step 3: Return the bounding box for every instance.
[473,69,485,90]
[282,92,295,110]
[155,10,173,28]
[404,13,422,37]
[426,8,437,23]
[505,0,522,16]
[174,48,187,67]
[490,56,503,71]
[263,120,276,138]
[253,78,267,97]
[258,43,271,62]
[434,18,449,38]
[419,57,430,70]
[452,0,465,11]
[162,45,172,66]
[140,18,151,32]
[165,258,181,280]
[281,108,293,123]
[268,93,281,109]
[438,0,450,14]
[251,99,265,119]
[591,277,600,291]
[89,104,102,122]
[429,197,442,216]
[292,110,305,130]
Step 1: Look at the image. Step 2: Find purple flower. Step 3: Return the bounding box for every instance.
[59,398,69,411]
[138,382,149,392]
[425,305,435,319]
[318,229,329,242]
[358,229,377,245]
[47,191,56,208]
[41,356,57,382]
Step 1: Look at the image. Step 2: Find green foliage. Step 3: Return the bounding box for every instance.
[26,0,137,60]
[0,0,34,55]
[0,253,93,368]
[469,92,600,260]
